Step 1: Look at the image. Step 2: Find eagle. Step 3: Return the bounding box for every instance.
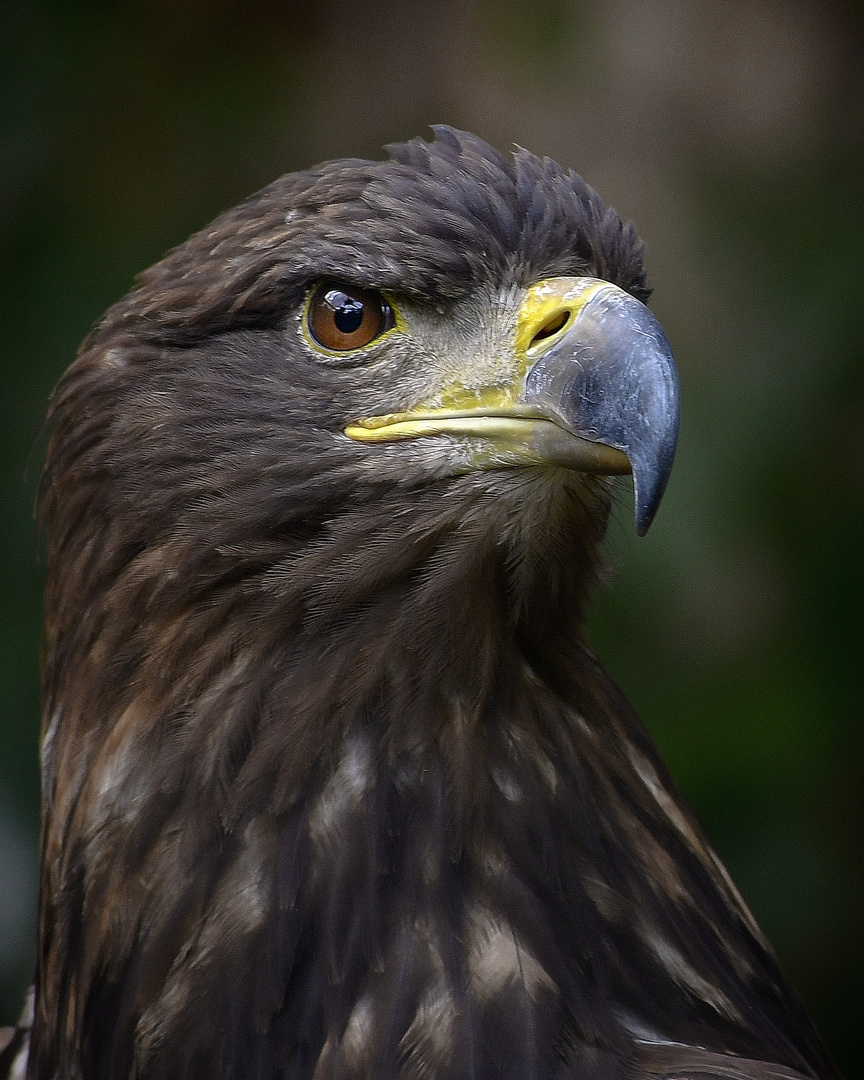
[0,127,838,1080]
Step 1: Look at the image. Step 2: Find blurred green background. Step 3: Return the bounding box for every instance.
[1,0,862,1073]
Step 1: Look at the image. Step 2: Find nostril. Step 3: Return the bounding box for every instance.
[529,310,570,349]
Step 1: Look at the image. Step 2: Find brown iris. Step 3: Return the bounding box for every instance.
[307,282,395,351]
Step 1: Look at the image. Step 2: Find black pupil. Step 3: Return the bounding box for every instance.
[325,290,366,334]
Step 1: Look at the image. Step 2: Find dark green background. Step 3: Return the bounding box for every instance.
[2,0,862,1073]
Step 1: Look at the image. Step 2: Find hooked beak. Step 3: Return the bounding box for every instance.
[519,278,679,534]
[345,277,680,535]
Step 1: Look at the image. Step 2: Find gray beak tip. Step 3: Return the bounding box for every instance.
[631,416,679,536]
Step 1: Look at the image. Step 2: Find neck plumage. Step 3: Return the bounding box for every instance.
[33,469,831,1080]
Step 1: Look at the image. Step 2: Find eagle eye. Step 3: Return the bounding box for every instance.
[307,282,395,352]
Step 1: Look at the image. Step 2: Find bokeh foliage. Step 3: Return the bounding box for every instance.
[1,0,862,1072]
